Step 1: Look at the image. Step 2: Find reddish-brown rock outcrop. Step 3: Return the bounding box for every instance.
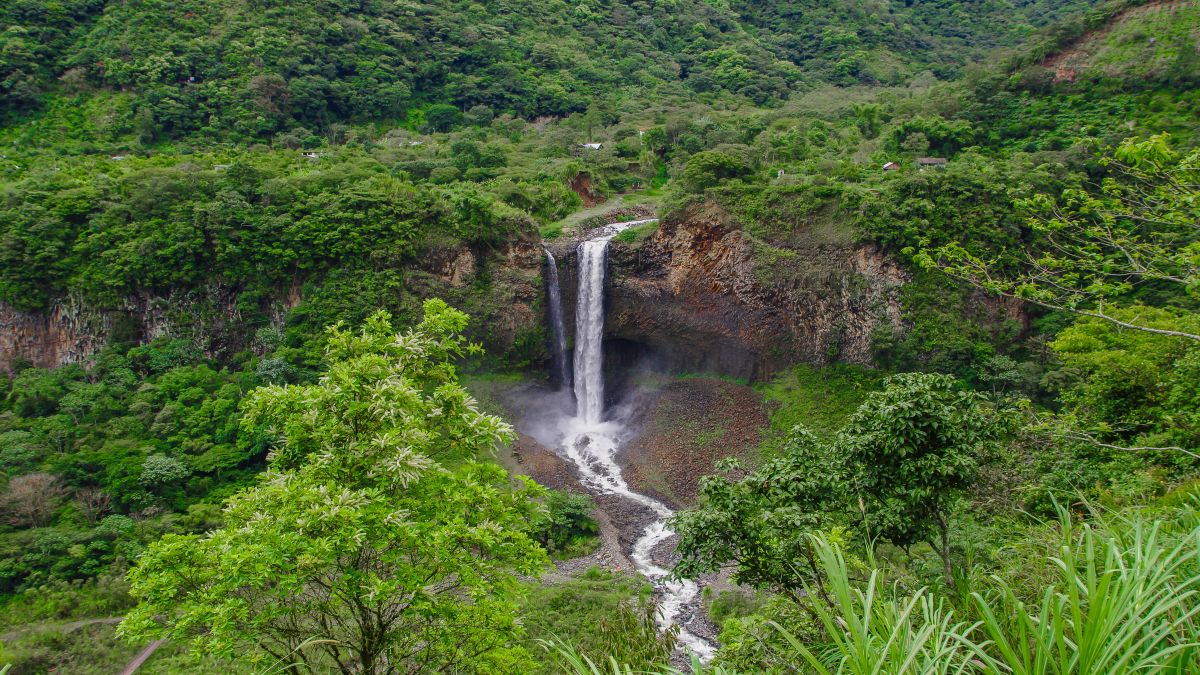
[599,202,907,380]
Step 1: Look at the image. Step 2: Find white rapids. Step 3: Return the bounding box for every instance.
[555,219,716,660]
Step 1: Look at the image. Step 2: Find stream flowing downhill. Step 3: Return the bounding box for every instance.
[549,220,717,660]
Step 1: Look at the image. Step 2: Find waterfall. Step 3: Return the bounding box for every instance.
[559,219,715,660]
[543,247,570,391]
[571,230,617,423]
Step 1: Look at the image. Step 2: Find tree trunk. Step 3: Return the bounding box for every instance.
[937,513,953,588]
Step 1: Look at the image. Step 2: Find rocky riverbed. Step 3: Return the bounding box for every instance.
[482,374,770,658]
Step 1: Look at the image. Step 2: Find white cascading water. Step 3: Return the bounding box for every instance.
[559,219,716,660]
[543,247,570,391]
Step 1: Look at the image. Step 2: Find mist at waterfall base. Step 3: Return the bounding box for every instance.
[526,221,716,660]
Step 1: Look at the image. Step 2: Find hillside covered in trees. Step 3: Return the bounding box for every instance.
[1,0,1199,672]
[4,0,1109,135]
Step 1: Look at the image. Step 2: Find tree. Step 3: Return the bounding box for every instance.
[841,373,1007,586]
[675,376,1008,594]
[138,454,190,502]
[1047,307,1200,457]
[851,102,883,139]
[918,135,1200,342]
[74,487,113,525]
[641,126,668,154]
[680,150,754,193]
[672,428,848,604]
[464,104,495,126]
[0,25,43,112]
[1,472,66,527]
[530,489,599,555]
[119,302,549,674]
[424,104,464,133]
[885,116,975,156]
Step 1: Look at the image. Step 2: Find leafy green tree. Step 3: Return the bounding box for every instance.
[641,127,668,154]
[0,25,42,111]
[1048,306,1200,457]
[920,135,1199,342]
[6,365,84,418]
[673,428,848,603]
[530,489,599,556]
[851,103,884,139]
[138,454,190,503]
[119,302,549,673]
[680,151,754,193]
[842,373,1008,586]
[676,374,1009,594]
[885,116,975,157]
[425,104,464,133]
[464,104,495,126]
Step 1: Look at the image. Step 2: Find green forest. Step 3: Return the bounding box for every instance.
[1,0,1198,672]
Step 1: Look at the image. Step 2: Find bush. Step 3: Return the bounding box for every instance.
[530,490,600,558]
[524,569,675,673]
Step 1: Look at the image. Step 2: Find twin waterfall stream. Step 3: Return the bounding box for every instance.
[545,221,716,660]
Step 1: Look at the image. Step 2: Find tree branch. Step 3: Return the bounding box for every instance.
[1057,429,1200,461]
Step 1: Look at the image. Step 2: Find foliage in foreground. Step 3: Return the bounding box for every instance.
[524,568,675,674]
[542,637,729,675]
[774,505,1200,674]
[118,302,550,673]
[556,504,1200,674]
[674,372,1011,597]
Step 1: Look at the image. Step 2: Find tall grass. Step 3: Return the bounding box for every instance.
[773,538,983,675]
[550,504,1200,674]
[967,506,1200,674]
[780,504,1200,674]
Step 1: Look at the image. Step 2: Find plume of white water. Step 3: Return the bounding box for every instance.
[543,247,570,391]
[572,219,657,423]
[560,219,716,660]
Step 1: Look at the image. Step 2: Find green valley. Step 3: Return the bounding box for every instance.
[1,0,1198,672]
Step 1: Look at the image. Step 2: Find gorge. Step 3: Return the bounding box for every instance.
[547,219,716,658]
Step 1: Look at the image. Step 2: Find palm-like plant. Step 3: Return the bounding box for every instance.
[548,503,1200,675]
[782,504,1200,674]
[968,506,1200,674]
[773,537,984,675]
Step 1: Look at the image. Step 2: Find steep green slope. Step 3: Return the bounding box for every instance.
[2,0,1113,141]
[726,0,1102,82]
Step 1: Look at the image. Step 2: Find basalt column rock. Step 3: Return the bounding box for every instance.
[605,202,907,381]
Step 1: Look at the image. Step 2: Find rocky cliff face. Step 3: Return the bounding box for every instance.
[406,239,545,357]
[3,198,904,379]
[558,202,907,381]
[0,241,544,371]
[0,296,111,369]
[0,283,303,370]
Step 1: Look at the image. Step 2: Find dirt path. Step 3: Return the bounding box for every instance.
[0,616,123,642]
[119,638,167,675]
[547,193,660,237]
